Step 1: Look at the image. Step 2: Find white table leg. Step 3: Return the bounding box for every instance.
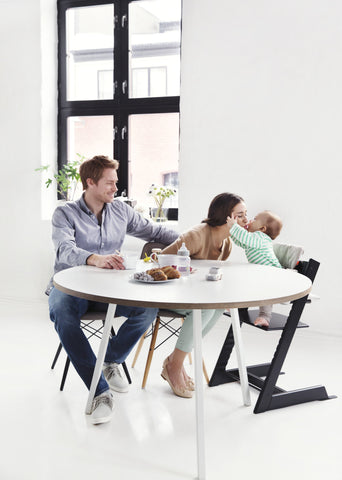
[193,309,206,480]
[230,308,251,406]
[85,303,117,414]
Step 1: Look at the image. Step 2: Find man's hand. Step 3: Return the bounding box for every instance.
[87,253,125,270]
[226,215,237,230]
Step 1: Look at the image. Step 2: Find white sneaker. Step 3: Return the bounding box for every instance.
[103,362,129,393]
[90,391,113,425]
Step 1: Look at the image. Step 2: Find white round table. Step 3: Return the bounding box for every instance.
[54,260,311,480]
[54,259,311,309]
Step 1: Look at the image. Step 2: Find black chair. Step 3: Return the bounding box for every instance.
[131,242,210,388]
[209,258,335,413]
[51,310,131,390]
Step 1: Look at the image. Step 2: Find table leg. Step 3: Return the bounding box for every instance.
[85,303,117,415]
[193,309,206,480]
[230,308,251,406]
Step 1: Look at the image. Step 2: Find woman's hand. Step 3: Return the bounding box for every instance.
[86,253,125,270]
[226,215,237,230]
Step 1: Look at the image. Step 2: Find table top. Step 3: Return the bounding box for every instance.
[53,260,312,309]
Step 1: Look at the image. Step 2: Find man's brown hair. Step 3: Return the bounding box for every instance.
[79,155,119,190]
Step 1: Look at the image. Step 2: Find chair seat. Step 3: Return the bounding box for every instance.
[157,309,185,318]
[80,311,106,321]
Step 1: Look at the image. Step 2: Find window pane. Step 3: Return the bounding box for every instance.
[129,0,181,98]
[150,67,167,96]
[128,113,179,209]
[67,116,114,197]
[66,5,114,101]
[68,115,113,160]
[98,70,114,99]
[132,68,149,97]
[67,116,114,199]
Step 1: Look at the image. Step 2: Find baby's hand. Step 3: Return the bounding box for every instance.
[226,215,237,229]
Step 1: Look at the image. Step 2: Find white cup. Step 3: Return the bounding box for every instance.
[157,254,178,269]
[123,255,138,270]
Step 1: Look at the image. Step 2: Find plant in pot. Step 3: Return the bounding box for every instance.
[148,184,177,222]
[35,154,85,201]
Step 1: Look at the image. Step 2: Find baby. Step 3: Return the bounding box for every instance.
[226,210,283,327]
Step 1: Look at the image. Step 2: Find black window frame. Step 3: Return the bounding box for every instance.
[57,0,181,196]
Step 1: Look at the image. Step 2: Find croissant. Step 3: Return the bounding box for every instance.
[146,267,162,276]
[161,266,181,279]
[146,268,168,281]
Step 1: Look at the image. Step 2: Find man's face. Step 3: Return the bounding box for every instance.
[88,168,118,204]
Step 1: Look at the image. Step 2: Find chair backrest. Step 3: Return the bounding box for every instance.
[295,258,320,284]
[273,243,304,269]
[140,242,168,259]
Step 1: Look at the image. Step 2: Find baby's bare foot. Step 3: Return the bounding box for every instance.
[254,317,269,327]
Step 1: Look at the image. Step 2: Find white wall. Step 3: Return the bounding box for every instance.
[0,0,56,303]
[0,1,341,334]
[178,0,342,334]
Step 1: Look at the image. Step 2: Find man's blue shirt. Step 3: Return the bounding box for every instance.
[47,195,178,292]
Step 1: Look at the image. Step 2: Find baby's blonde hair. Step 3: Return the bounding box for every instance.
[262,211,283,240]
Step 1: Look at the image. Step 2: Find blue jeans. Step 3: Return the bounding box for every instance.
[49,287,157,396]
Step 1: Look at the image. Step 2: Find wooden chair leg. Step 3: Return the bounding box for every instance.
[131,330,148,368]
[202,359,209,385]
[142,317,161,388]
[187,354,209,384]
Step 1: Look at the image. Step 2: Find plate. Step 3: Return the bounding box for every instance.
[130,274,175,284]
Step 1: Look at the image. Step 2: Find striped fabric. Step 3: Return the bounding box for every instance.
[230,223,282,268]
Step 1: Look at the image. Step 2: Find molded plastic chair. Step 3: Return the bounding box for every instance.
[131,242,209,388]
[51,310,131,390]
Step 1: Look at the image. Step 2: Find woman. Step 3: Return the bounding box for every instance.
[160,192,248,398]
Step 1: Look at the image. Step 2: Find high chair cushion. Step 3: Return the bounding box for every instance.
[273,243,304,269]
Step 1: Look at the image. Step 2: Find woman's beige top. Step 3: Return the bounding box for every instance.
[161,223,232,260]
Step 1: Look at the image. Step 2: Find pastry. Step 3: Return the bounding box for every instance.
[146,268,168,281]
[146,268,162,276]
[134,272,153,282]
[161,266,181,279]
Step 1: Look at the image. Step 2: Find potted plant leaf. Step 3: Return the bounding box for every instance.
[35,154,85,201]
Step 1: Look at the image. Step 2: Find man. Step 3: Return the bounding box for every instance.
[48,155,178,424]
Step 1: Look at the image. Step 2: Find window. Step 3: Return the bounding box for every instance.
[98,70,114,99]
[131,66,167,97]
[58,0,181,208]
[163,171,178,188]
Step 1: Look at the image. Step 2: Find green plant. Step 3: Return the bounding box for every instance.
[35,154,85,200]
[148,184,177,220]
